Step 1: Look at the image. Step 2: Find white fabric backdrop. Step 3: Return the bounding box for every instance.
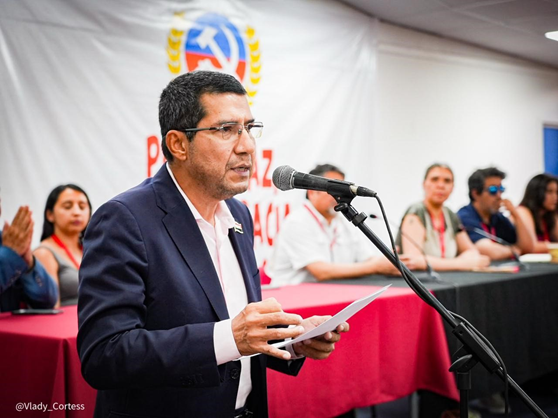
[3,1,555,267]
[0,0,378,265]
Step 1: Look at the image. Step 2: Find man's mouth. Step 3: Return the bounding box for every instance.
[231,164,251,175]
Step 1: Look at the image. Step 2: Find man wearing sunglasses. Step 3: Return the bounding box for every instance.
[458,167,534,260]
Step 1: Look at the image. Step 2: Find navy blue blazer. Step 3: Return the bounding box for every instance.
[77,166,303,418]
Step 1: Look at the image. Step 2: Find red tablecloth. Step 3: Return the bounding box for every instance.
[264,284,459,418]
[0,285,458,418]
[0,305,96,418]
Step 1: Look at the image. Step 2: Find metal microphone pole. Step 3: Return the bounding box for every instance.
[369,214,441,282]
[466,226,528,271]
[332,195,548,418]
[272,165,546,416]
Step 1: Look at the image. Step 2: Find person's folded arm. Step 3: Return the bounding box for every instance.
[514,206,547,253]
[475,238,515,260]
[0,245,28,294]
[306,258,376,281]
[18,257,58,308]
[505,202,535,254]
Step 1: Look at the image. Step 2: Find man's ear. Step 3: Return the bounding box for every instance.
[165,130,188,162]
[471,189,480,201]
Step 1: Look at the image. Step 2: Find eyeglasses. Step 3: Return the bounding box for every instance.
[485,185,505,195]
[176,122,263,141]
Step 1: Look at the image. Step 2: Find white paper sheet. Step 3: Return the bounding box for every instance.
[270,284,391,350]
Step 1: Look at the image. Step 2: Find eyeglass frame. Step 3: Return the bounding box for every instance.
[485,185,506,195]
[174,121,264,140]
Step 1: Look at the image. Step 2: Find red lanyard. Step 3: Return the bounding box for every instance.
[481,223,496,237]
[51,234,81,269]
[305,204,337,251]
[428,210,446,258]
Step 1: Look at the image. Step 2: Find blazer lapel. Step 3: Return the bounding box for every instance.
[228,220,260,304]
[153,167,229,321]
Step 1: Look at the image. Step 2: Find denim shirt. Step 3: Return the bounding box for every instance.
[0,231,58,312]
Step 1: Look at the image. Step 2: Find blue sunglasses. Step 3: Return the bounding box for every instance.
[486,185,505,195]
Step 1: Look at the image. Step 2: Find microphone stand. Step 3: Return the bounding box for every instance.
[333,195,548,418]
[370,214,441,282]
[467,227,528,271]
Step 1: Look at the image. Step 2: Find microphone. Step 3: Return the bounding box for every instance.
[465,226,526,270]
[272,165,377,198]
[369,214,441,282]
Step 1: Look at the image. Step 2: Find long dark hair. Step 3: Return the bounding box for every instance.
[519,173,558,241]
[40,184,92,241]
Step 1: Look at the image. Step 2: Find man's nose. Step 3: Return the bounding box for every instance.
[235,127,256,153]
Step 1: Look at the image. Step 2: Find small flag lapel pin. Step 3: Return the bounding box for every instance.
[234,221,244,234]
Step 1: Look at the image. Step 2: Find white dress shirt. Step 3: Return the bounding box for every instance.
[167,165,251,409]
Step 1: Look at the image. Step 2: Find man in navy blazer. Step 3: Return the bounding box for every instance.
[77,71,347,418]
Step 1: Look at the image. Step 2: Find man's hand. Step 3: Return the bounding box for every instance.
[459,249,491,269]
[293,316,349,360]
[371,255,419,276]
[397,254,422,272]
[500,199,517,216]
[232,298,305,360]
[3,206,34,266]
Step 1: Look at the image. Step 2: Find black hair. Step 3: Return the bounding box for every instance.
[40,184,92,241]
[424,163,454,181]
[467,167,506,202]
[159,71,247,162]
[309,163,345,178]
[306,163,345,199]
[520,173,558,241]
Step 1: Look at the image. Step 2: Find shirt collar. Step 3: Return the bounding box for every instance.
[469,202,495,226]
[166,163,236,232]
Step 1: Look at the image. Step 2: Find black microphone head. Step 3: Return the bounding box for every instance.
[272,165,296,191]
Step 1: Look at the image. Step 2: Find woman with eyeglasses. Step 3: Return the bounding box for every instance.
[514,173,558,252]
[397,163,490,271]
[34,184,92,307]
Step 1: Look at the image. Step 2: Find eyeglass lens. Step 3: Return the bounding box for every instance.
[221,123,263,140]
[487,185,505,195]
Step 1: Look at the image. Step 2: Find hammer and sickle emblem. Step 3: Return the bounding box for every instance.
[195,25,240,74]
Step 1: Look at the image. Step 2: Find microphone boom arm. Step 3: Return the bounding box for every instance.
[332,194,547,418]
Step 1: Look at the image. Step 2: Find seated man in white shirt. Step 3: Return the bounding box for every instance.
[267,163,418,286]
